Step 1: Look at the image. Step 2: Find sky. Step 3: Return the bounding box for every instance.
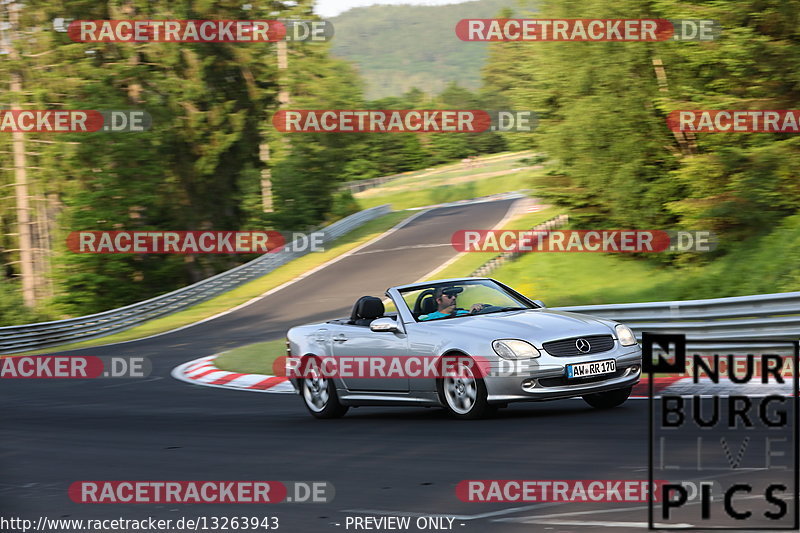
[314,0,471,18]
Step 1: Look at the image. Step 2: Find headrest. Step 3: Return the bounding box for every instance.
[421,296,438,315]
[350,296,384,321]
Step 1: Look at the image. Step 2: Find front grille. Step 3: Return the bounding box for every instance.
[539,368,626,387]
[542,335,615,357]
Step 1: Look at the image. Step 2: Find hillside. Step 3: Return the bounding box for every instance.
[330,0,529,99]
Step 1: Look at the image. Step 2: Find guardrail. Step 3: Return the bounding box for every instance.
[342,173,409,194]
[0,205,392,354]
[3,201,798,355]
[554,292,800,352]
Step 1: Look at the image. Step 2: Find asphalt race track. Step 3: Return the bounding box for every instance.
[2,199,795,532]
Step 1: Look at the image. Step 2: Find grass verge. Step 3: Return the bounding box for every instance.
[356,169,540,210]
[355,150,541,210]
[213,339,286,375]
[490,252,683,307]
[470,213,800,307]
[428,206,563,280]
[355,150,535,198]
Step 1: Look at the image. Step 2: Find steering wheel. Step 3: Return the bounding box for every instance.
[469,303,494,315]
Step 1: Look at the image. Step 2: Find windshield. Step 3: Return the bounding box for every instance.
[399,279,533,322]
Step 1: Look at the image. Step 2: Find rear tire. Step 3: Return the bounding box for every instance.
[300,357,348,419]
[437,355,496,420]
[582,386,632,409]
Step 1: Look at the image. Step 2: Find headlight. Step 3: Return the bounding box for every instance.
[615,324,638,346]
[492,339,540,360]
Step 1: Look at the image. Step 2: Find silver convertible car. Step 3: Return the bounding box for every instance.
[286,277,642,419]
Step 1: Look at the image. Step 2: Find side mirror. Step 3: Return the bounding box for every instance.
[532,299,546,308]
[370,317,400,333]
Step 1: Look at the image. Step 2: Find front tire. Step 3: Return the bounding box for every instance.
[582,386,632,409]
[437,356,495,420]
[300,357,348,419]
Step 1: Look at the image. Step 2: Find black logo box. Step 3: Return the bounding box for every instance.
[644,333,799,530]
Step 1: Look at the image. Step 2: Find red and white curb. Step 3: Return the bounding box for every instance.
[171,360,791,398]
[171,355,296,394]
[631,375,793,399]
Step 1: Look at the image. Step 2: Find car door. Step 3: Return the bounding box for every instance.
[331,323,410,392]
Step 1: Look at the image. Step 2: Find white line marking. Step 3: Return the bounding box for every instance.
[413,195,524,282]
[351,243,452,255]
[523,519,694,528]
[342,503,562,521]
[101,376,163,388]
[497,491,798,523]
[61,208,430,352]
[494,504,652,523]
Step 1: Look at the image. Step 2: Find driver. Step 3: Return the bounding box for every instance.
[419,286,486,321]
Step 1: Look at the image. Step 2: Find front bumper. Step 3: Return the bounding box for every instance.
[483,344,642,403]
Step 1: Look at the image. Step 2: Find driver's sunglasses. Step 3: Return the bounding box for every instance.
[442,293,457,299]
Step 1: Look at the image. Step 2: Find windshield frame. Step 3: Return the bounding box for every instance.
[392,278,537,323]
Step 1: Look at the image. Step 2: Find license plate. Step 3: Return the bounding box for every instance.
[566,359,616,379]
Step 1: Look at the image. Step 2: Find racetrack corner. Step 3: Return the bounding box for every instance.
[171,355,296,393]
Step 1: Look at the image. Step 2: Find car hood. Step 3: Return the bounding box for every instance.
[419,309,616,344]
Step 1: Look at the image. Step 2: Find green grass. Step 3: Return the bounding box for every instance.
[356,150,535,197]
[18,211,411,355]
[213,339,287,375]
[458,213,800,307]
[357,167,541,210]
[429,206,563,280]
[490,253,682,307]
[354,150,536,209]
[354,150,534,191]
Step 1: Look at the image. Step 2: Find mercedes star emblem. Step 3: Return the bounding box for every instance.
[575,338,591,353]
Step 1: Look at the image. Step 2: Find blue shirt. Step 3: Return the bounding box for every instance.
[420,309,469,321]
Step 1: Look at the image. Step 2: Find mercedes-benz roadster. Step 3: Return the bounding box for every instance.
[286,277,642,419]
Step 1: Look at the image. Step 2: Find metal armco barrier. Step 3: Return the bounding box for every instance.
[0,205,391,354]
[554,292,800,352]
[3,202,798,354]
